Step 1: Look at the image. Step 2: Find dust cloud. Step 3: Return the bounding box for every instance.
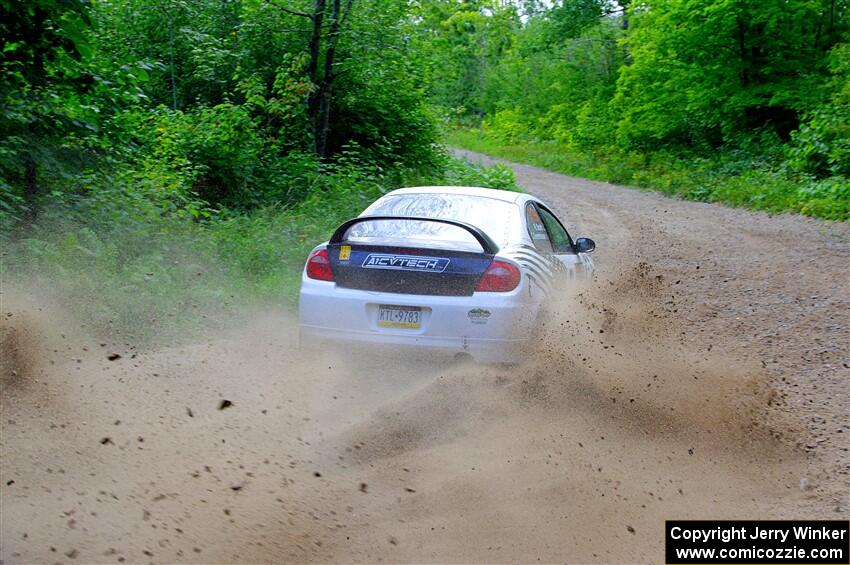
[1,263,811,563]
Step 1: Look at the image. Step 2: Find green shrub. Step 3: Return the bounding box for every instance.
[787,44,850,178]
[2,150,518,346]
[569,97,618,151]
[446,127,849,221]
[483,108,531,143]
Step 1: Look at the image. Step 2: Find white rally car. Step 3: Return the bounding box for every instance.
[298,186,595,363]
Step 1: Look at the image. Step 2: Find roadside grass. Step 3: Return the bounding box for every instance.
[1,154,518,347]
[446,129,849,222]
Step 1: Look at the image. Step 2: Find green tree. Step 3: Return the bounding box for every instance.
[0,0,95,224]
[411,0,519,117]
[613,0,849,149]
[789,43,850,176]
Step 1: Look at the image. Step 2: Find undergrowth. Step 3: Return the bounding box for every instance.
[1,152,518,347]
[447,129,849,221]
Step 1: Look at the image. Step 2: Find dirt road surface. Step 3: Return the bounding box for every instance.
[2,150,848,563]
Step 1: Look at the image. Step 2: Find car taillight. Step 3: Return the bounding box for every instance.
[475,260,520,292]
[306,248,334,281]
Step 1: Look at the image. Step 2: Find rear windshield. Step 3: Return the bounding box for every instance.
[348,193,518,251]
[343,219,483,251]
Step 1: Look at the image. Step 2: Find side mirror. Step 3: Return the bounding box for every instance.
[575,237,595,253]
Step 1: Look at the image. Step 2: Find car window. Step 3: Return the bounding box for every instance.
[537,206,574,254]
[342,218,484,252]
[525,202,553,253]
[359,193,518,249]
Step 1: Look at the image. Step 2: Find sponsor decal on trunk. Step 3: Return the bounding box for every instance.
[339,245,351,261]
[362,254,450,273]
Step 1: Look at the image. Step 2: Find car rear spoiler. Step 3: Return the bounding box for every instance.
[329,215,500,255]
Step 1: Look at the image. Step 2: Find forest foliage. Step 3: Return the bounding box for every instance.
[0,0,514,342]
[419,0,849,219]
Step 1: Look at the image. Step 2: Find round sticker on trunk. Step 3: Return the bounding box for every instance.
[468,308,491,324]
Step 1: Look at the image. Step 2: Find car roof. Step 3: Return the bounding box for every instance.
[384,186,526,204]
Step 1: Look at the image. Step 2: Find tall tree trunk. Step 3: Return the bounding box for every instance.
[736,17,749,86]
[315,0,342,157]
[168,4,178,110]
[306,0,325,84]
[620,0,630,30]
[828,0,835,36]
[315,83,333,157]
[306,0,326,145]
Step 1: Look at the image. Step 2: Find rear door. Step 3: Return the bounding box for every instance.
[528,202,593,280]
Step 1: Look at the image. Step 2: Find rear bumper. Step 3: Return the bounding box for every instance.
[299,324,528,364]
[298,277,537,363]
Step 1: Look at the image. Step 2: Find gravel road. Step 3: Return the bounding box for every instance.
[454,148,849,513]
[1,150,847,563]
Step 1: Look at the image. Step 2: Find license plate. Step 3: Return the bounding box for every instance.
[378,305,422,328]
